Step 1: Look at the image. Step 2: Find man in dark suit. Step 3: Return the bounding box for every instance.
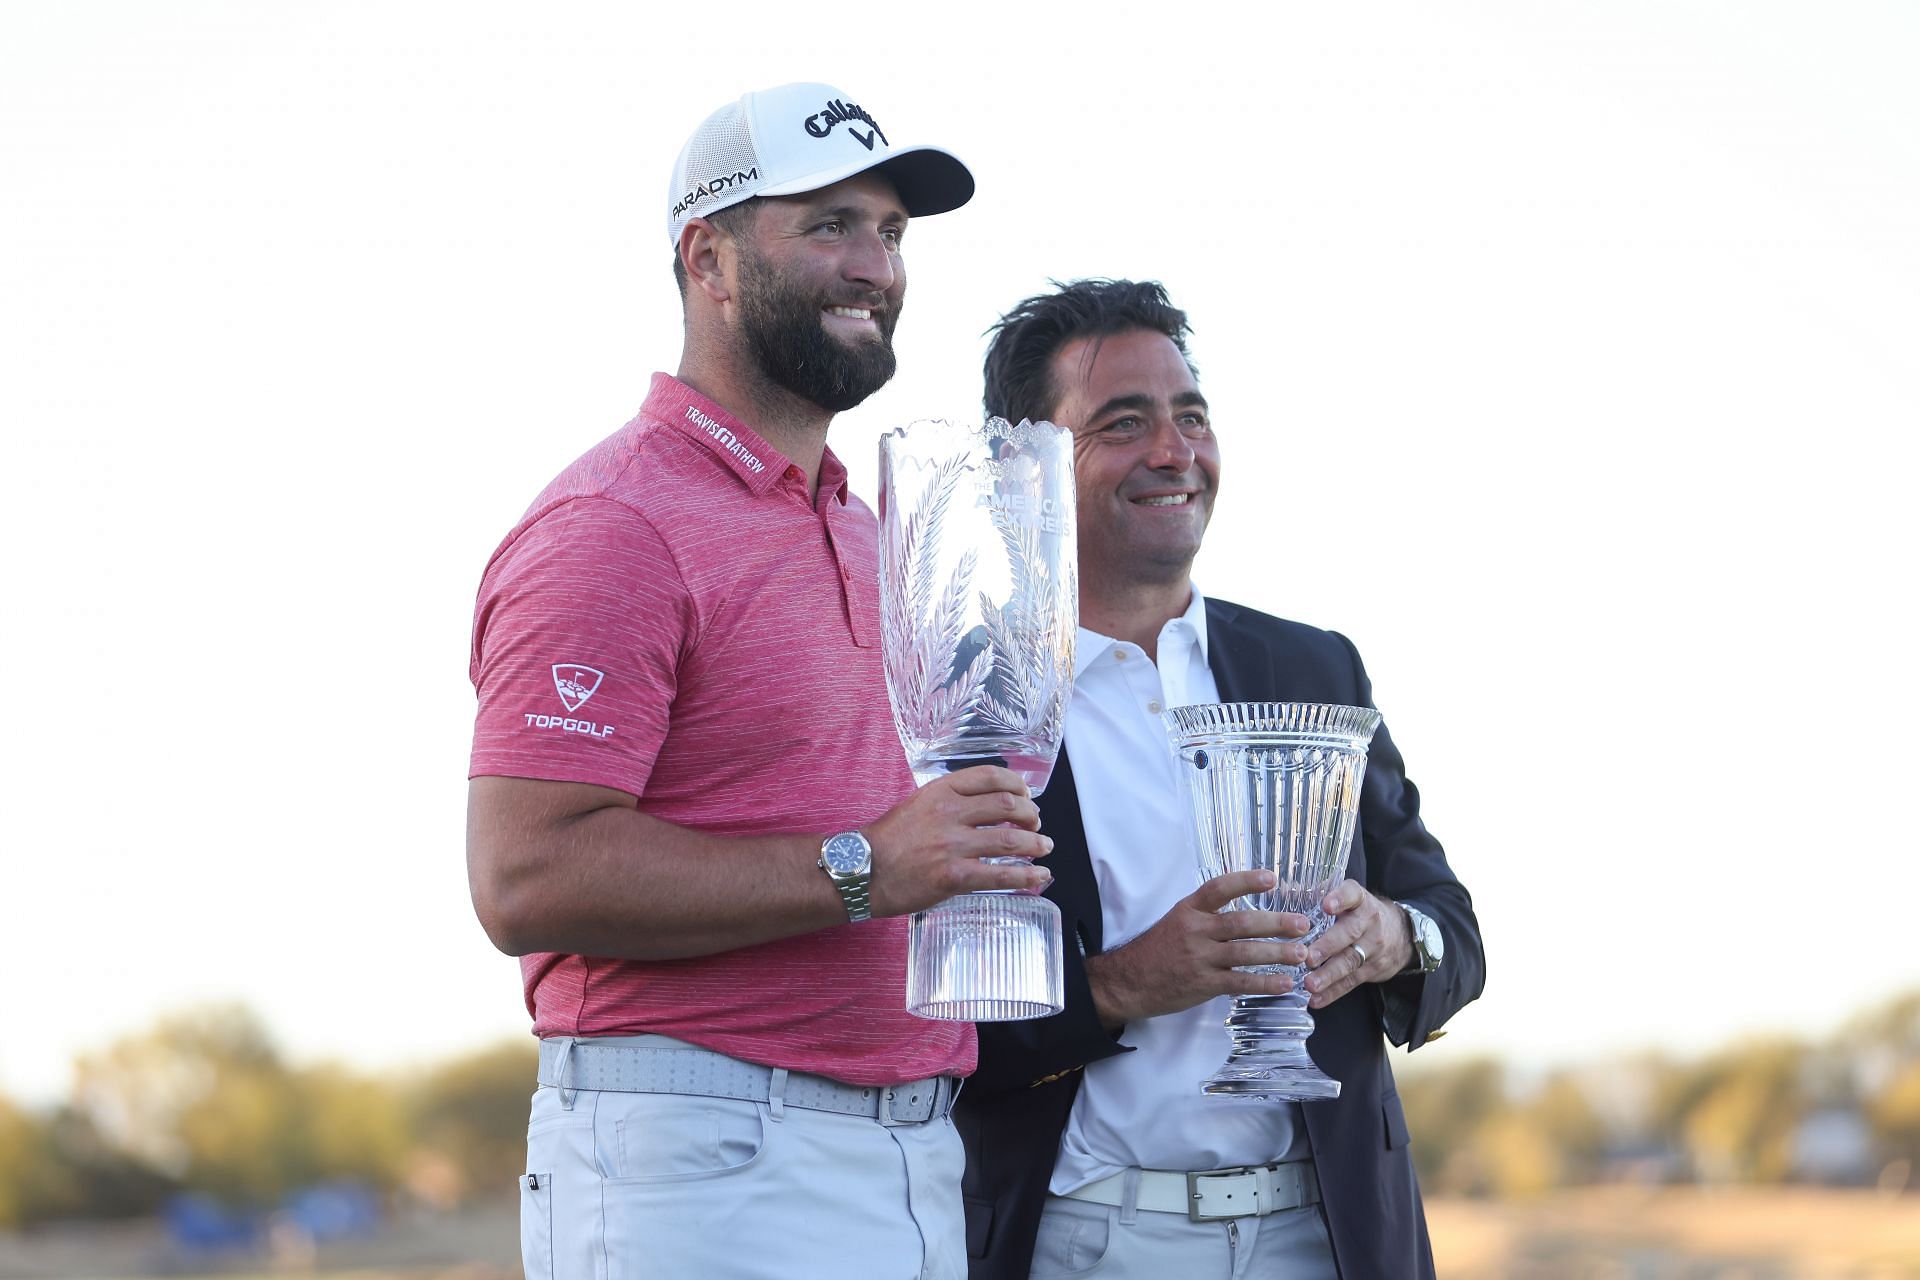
[956,279,1485,1278]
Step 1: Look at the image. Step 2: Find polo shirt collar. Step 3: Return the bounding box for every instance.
[641,372,790,497]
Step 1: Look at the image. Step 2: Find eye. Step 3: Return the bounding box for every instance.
[1178,412,1211,436]
[1101,416,1146,437]
[880,226,904,250]
[813,219,845,236]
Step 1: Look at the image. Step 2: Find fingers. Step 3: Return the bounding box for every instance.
[962,826,1052,862]
[944,857,1053,896]
[936,781,1041,832]
[1190,869,1275,913]
[1213,909,1311,941]
[1320,878,1365,915]
[940,764,1036,799]
[1304,937,1371,1009]
[1219,939,1303,970]
[957,792,1043,831]
[1297,940,1374,1013]
[1227,970,1295,999]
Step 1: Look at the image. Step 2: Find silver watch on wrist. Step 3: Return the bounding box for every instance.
[818,830,873,923]
[1398,901,1444,974]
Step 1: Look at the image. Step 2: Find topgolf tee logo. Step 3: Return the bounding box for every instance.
[552,664,604,713]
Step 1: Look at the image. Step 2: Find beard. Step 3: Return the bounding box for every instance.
[735,245,900,413]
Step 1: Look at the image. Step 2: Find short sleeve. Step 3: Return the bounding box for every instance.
[469,497,695,797]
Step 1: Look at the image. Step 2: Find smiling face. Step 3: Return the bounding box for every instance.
[729,172,909,413]
[1045,328,1218,599]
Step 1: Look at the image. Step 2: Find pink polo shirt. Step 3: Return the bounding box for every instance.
[469,373,972,1085]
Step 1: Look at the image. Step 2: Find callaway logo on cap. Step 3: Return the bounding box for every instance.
[666,82,975,246]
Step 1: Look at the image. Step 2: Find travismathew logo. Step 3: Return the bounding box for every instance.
[525,664,614,739]
[803,99,888,151]
[671,165,759,220]
[685,404,767,474]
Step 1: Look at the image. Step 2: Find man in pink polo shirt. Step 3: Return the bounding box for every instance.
[467,83,1051,1280]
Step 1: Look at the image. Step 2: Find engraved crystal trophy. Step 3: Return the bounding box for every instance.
[1162,702,1382,1098]
[878,418,1075,1021]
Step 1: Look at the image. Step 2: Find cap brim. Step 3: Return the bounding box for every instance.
[755,144,975,218]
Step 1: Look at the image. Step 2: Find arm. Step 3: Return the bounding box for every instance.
[1297,635,1485,1047]
[468,766,1051,961]
[1084,870,1306,1030]
[965,872,1310,1096]
[468,497,1049,961]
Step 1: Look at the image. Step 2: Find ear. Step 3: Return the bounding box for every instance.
[679,218,732,304]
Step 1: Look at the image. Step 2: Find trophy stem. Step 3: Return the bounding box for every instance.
[1201,991,1342,1100]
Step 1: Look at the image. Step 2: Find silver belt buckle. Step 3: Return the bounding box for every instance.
[1186,1167,1250,1222]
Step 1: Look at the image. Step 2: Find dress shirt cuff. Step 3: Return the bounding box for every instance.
[1381,973,1422,1047]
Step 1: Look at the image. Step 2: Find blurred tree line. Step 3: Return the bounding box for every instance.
[2,992,1918,1225]
[0,1006,533,1228]
[1400,991,1920,1198]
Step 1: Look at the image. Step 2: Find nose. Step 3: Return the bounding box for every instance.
[841,226,898,293]
[1144,415,1196,472]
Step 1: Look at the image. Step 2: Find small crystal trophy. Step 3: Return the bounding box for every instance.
[1162,702,1382,1098]
[878,418,1076,1021]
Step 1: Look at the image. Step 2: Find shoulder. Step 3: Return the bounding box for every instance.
[483,414,735,580]
[1205,596,1357,657]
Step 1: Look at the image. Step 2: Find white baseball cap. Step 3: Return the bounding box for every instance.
[666,82,975,246]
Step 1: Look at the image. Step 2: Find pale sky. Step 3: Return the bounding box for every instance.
[3,2,1916,1106]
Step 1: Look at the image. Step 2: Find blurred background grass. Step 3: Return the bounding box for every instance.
[4,992,1918,1276]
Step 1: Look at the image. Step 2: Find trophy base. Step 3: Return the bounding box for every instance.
[1201,992,1342,1101]
[1200,1063,1343,1101]
[907,892,1064,1022]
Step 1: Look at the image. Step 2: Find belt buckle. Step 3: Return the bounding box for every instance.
[877,1080,926,1127]
[1185,1166,1258,1222]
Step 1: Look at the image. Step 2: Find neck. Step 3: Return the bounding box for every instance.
[1079,575,1194,664]
[678,339,832,501]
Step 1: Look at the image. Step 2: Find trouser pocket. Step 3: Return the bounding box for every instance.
[520,1171,553,1280]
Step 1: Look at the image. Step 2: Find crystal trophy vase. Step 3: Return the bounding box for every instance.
[878,417,1076,1021]
[1162,702,1382,1099]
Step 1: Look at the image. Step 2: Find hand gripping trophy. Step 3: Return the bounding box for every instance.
[1162,702,1382,1099]
[878,418,1076,1021]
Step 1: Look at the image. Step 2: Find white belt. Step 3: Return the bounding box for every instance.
[1062,1161,1320,1222]
[536,1038,957,1126]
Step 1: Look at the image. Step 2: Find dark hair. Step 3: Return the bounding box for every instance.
[982,278,1195,424]
[672,200,761,299]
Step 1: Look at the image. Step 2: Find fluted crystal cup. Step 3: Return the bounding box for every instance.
[878,418,1076,1021]
[1162,702,1382,1099]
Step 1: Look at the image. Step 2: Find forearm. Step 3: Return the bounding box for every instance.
[468,770,1049,962]
[469,779,846,961]
[1083,946,1143,1032]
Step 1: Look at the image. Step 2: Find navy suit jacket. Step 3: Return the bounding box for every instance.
[955,598,1485,1279]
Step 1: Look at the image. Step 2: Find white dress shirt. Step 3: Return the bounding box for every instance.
[1050,586,1306,1194]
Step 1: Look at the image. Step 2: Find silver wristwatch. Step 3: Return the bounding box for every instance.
[1398,901,1444,974]
[818,830,873,923]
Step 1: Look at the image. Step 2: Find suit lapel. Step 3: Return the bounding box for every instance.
[1037,745,1105,954]
[1204,597,1277,702]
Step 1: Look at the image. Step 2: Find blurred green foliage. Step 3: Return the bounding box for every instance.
[0,1004,534,1227]
[1399,989,1920,1200]
[2,992,1918,1223]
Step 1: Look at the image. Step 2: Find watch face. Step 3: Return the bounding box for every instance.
[1414,913,1443,963]
[822,832,870,875]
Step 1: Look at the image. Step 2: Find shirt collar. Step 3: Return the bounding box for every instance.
[816,445,851,508]
[1168,582,1210,668]
[640,372,792,497]
[1073,583,1209,679]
